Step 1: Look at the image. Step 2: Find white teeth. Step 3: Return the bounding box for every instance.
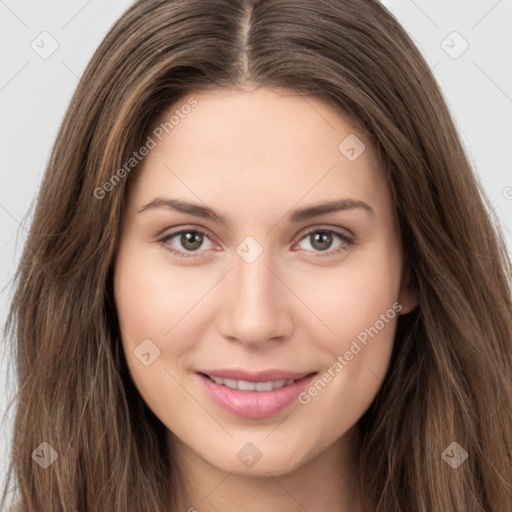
[209,376,298,391]
[255,381,274,391]
[238,380,256,391]
[223,378,238,389]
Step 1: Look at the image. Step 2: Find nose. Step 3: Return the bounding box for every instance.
[215,246,294,348]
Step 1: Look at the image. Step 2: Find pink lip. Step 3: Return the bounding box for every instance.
[196,370,317,419]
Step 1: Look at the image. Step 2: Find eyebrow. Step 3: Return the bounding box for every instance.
[137,197,374,226]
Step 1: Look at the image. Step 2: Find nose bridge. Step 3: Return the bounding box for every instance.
[233,246,273,303]
[216,239,291,344]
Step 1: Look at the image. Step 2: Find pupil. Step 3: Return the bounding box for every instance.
[312,232,332,251]
[182,232,203,250]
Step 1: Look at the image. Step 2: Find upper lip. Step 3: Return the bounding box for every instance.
[197,368,317,382]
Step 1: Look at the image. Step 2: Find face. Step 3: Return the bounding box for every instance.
[113,87,416,478]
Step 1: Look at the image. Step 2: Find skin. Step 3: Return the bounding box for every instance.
[114,87,418,511]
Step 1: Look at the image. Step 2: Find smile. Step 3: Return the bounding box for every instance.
[196,370,318,418]
[203,374,302,391]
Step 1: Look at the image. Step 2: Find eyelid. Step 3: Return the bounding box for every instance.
[298,224,354,240]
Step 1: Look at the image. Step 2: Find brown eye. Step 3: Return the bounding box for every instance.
[310,231,334,251]
[179,231,204,251]
[160,229,214,256]
[296,228,354,256]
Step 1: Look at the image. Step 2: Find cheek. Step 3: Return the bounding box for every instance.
[114,246,202,345]
[292,237,401,413]
[292,237,402,351]
[113,248,199,419]
[113,243,221,407]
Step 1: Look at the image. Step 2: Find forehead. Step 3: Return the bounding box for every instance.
[128,87,390,218]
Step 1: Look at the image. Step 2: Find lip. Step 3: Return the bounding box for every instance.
[196,370,317,419]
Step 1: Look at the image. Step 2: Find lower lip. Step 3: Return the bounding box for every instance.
[197,372,317,419]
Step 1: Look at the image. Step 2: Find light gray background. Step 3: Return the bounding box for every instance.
[1,0,511,500]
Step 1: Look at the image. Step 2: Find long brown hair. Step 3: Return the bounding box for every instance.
[3,0,512,510]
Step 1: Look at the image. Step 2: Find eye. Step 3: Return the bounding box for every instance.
[159,226,354,259]
[294,227,354,256]
[159,229,215,257]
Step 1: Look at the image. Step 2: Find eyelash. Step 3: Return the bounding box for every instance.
[159,227,354,259]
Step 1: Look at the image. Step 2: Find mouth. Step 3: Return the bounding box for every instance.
[199,373,308,392]
[196,370,318,419]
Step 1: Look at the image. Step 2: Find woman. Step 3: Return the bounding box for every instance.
[3,0,512,510]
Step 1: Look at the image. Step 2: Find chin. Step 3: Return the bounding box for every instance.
[198,437,314,477]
